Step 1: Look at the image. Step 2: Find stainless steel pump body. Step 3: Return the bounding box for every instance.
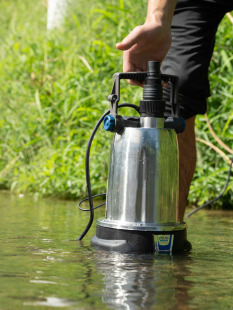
[98,117,185,232]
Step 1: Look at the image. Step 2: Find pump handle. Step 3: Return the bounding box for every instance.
[108,71,179,118]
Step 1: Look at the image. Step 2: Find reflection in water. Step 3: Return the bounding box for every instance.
[94,251,194,310]
[24,296,76,307]
[1,192,233,309]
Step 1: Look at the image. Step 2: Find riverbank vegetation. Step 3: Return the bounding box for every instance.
[0,0,233,208]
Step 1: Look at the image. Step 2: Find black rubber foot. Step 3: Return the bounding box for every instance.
[183,239,192,252]
[91,225,191,254]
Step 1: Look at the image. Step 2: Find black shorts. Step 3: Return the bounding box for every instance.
[161,0,233,119]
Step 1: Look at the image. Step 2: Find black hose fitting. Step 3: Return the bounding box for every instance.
[139,61,165,117]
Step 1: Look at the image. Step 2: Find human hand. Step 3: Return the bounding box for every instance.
[116,21,172,86]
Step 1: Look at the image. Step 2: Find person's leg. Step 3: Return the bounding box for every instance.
[162,1,230,220]
[177,116,196,221]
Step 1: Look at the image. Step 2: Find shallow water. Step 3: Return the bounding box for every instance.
[0,191,233,309]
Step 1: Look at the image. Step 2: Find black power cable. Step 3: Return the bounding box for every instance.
[186,157,233,217]
[77,103,140,241]
[78,193,106,211]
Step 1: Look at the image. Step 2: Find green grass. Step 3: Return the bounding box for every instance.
[0,0,146,198]
[0,0,232,208]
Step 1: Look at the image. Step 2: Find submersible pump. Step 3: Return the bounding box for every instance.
[79,61,190,253]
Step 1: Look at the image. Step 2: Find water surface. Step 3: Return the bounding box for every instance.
[0,191,233,309]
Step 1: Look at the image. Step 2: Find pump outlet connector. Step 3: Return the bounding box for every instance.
[103,115,115,131]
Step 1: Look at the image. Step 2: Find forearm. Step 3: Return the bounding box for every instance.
[146,0,177,28]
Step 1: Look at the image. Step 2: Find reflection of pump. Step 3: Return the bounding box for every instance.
[93,251,194,309]
[78,61,191,253]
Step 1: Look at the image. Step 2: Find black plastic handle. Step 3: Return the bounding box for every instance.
[108,71,179,118]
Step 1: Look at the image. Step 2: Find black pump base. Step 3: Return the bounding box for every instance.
[91,225,191,254]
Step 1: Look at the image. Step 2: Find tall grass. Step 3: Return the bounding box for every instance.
[0,0,232,208]
[0,0,146,198]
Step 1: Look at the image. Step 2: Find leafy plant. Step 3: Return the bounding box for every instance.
[0,0,146,198]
